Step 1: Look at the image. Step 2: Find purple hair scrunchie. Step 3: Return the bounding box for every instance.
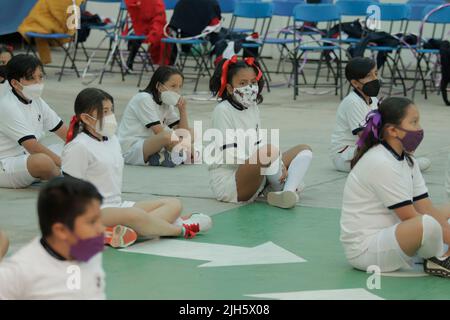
[357,110,382,148]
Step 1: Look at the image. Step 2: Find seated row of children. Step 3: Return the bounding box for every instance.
[0,53,449,299]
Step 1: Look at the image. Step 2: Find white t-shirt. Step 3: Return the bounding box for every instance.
[117,92,180,154]
[330,90,378,158]
[62,132,124,207]
[340,142,429,259]
[0,238,105,300]
[0,88,63,160]
[0,81,11,97]
[208,100,261,171]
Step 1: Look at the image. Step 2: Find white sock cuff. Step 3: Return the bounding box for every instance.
[417,214,444,258]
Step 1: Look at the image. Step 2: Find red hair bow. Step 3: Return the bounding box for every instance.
[66,115,79,144]
[217,55,263,97]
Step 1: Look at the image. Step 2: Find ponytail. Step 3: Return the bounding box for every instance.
[351,97,415,169]
[351,110,382,168]
[66,115,80,144]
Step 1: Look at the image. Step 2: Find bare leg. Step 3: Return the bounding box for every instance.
[133,198,183,224]
[396,215,449,257]
[282,144,313,168]
[101,206,182,238]
[142,131,173,161]
[0,230,9,261]
[395,216,425,256]
[236,144,279,202]
[27,153,60,180]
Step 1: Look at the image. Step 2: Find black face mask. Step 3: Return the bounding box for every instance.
[359,79,381,97]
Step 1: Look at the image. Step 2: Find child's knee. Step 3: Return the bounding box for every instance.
[258,144,279,163]
[28,153,56,174]
[160,130,175,145]
[298,144,313,153]
[417,215,444,258]
[164,198,182,214]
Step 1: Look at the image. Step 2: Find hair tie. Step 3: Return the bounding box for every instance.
[66,115,79,144]
[356,110,382,148]
[217,55,263,97]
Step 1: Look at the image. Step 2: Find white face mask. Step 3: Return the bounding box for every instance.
[160,84,181,106]
[233,84,258,108]
[86,113,117,138]
[21,82,44,100]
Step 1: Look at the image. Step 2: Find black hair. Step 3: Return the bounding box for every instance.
[209,59,265,110]
[351,97,414,168]
[345,57,376,83]
[6,54,43,85]
[142,66,184,105]
[38,177,103,238]
[67,88,114,143]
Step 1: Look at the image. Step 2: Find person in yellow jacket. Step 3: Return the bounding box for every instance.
[18,0,84,65]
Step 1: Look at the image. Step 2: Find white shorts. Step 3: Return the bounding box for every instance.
[101,201,136,210]
[0,144,63,189]
[123,139,146,166]
[0,153,37,188]
[209,167,267,204]
[348,224,414,273]
[331,145,356,173]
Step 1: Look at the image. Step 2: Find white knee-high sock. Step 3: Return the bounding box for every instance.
[265,156,284,192]
[283,149,313,192]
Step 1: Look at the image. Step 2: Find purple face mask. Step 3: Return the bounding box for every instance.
[69,234,105,262]
[396,127,424,153]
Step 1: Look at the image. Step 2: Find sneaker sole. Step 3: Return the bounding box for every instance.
[107,225,137,248]
[267,191,298,209]
[424,260,450,278]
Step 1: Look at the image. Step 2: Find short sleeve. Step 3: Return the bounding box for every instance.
[211,105,244,163]
[61,141,89,180]
[346,101,371,135]
[371,162,414,210]
[412,159,429,201]
[133,94,162,129]
[166,106,180,128]
[0,105,36,145]
[40,99,63,132]
[0,260,25,300]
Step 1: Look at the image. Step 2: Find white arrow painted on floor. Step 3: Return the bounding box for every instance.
[246,288,384,300]
[119,239,306,267]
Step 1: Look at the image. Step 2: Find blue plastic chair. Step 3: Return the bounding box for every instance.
[76,0,123,62]
[229,1,274,90]
[263,1,302,75]
[412,3,450,101]
[25,31,80,81]
[264,1,300,46]
[363,4,410,96]
[96,0,154,87]
[292,3,343,99]
[164,0,179,10]
[218,0,235,14]
[160,0,212,92]
[335,0,375,45]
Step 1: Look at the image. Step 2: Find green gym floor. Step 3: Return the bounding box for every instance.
[105,203,450,300]
[1,52,450,300]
